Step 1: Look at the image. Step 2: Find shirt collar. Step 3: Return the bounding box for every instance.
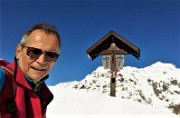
[25,75,49,92]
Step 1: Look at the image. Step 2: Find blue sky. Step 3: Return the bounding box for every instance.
[0,0,179,85]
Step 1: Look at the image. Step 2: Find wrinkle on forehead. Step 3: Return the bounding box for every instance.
[26,30,59,53]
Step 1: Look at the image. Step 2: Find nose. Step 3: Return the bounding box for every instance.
[36,54,47,63]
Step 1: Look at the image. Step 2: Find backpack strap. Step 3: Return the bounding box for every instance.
[0,66,18,118]
[1,66,17,95]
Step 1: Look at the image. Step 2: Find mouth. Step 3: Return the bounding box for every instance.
[31,67,46,71]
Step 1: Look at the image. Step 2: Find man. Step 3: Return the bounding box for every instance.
[0,23,61,118]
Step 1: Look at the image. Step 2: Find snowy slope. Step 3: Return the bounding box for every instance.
[47,62,180,118]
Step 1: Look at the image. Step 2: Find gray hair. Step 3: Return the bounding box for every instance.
[20,23,61,49]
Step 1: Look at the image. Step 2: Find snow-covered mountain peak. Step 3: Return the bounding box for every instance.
[150,61,177,68]
[145,61,178,75]
[48,62,180,116]
[70,62,180,115]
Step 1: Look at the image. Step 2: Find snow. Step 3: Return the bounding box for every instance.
[47,62,180,118]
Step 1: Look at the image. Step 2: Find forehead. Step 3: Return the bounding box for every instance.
[26,29,60,52]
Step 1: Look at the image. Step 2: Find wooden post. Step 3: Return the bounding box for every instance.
[110,51,116,97]
[110,77,116,96]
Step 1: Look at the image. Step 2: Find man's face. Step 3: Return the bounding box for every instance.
[16,29,60,82]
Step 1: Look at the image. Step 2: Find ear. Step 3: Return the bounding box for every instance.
[16,45,23,59]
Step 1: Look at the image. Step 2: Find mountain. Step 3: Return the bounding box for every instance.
[47,62,180,118]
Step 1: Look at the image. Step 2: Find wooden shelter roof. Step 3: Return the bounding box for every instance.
[86,31,140,60]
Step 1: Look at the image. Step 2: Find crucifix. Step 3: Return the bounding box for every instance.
[86,31,140,97]
[101,42,125,96]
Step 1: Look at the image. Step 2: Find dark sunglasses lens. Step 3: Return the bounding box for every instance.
[45,52,59,61]
[27,48,42,58]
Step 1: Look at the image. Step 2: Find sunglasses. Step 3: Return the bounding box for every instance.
[21,45,59,62]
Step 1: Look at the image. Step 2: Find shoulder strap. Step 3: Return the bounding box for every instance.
[0,59,9,66]
[0,66,18,117]
[1,66,17,96]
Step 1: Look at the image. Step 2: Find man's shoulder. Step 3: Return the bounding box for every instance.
[0,67,6,92]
